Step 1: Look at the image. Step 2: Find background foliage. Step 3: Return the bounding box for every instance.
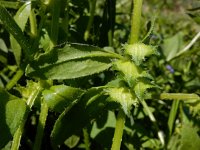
[0,0,200,149]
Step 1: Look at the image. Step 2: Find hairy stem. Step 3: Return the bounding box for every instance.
[129,0,143,44]
[160,93,199,100]
[111,109,126,150]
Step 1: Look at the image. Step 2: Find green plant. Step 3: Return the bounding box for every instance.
[0,0,200,150]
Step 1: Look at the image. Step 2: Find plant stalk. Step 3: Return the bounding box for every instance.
[129,0,143,44]
[50,0,61,46]
[84,0,97,41]
[6,69,24,90]
[11,122,25,150]
[111,109,126,150]
[33,101,48,150]
[140,99,165,145]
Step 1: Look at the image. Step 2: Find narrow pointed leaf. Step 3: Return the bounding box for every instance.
[10,2,31,65]
[0,5,30,55]
[26,44,116,79]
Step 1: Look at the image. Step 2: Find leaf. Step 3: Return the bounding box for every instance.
[114,60,152,87]
[125,43,158,65]
[179,124,200,150]
[26,59,112,80]
[134,79,155,100]
[162,32,184,61]
[10,2,31,65]
[0,88,28,148]
[168,100,179,136]
[64,135,80,148]
[43,85,84,113]
[105,86,138,115]
[5,100,27,135]
[26,43,116,79]
[50,88,108,146]
[0,5,31,57]
[91,111,116,138]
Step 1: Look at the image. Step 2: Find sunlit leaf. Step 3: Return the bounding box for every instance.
[0,88,28,148]
[43,85,84,113]
[114,60,152,87]
[26,43,117,79]
[179,124,200,150]
[162,32,184,61]
[105,86,138,115]
[125,43,158,65]
[10,2,31,65]
[134,79,155,100]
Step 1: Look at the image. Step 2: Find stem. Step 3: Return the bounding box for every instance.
[140,100,165,145]
[111,109,126,150]
[129,0,143,44]
[6,69,24,90]
[83,128,91,150]
[50,0,61,46]
[11,122,25,150]
[84,0,97,41]
[160,93,199,100]
[29,8,37,37]
[33,101,48,150]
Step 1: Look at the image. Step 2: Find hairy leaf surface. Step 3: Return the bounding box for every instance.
[43,85,84,113]
[114,60,152,87]
[105,86,138,115]
[26,43,117,79]
[125,43,158,65]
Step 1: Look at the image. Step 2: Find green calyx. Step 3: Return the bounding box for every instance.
[124,43,159,65]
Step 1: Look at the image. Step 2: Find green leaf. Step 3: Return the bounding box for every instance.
[105,86,138,115]
[162,32,184,61]
[51,88,108,146]
[10,2,31,65]
[26,43,116,79]
[125,43,158,65]
[0,1,23,9]
[43,85,84,113]
[168,100,179,136]
[64,135,80,148]
[114,60,152,87]
[0,5,31,57]
[27,59,112,80]
[0,88,28,148]
[134,79,155,100]
[179,124,200,150]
